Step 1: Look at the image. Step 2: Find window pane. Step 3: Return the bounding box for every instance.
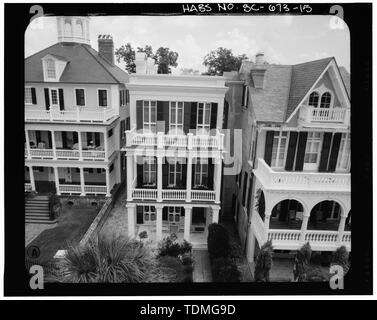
[25,88,32,104]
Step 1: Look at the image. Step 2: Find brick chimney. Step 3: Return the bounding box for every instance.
[250,52,266,89]
[98,35,114,64]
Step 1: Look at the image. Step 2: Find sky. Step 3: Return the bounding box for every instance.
[25,15,350,73]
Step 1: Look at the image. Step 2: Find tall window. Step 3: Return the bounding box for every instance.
[120,90,126,106]
[168,207,181,223]
[75,89,85,106]
[336,133,351,170]
[168,160,182,186]
[169,102,184,133]
[143,101,157,132]
[46,59,56,78]
[308,92,319,107]
[320,92,332,108]
[194,161,208,186]
[50,89,59,106]
[143,206,156,223]
[143,157,156,184]
[271,131,289,168]
[304,132,321,166]
[197,103,211,132]
[25,87,33,104]
[76,20,83,37]
[98,90,108,107]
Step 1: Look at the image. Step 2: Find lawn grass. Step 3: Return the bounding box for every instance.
[26,203,100,264]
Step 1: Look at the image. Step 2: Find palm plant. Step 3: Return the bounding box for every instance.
[254,240,273,282]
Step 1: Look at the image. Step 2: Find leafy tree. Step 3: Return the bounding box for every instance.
[207,223,230,259]
[203,47,249,76]
[331,246,350,276]
[254,240,273,282]
[293,242,312,282]
[115,43,178,74]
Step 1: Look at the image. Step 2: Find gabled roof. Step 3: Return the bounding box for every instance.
[242,57,350,123]
[25,42,128,84]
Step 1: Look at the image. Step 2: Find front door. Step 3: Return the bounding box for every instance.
[303,132,321,171]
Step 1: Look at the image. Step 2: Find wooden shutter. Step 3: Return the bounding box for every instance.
[242,172,247,207]
[136,206,144,224]
[318,132,333,172]
[294,132,308,171]
[95,132,100,147]
[246,175,254,215]
[181,163,187,188]
[264,131,275,166]
[73,132,78,144]
[162,207,168,221]
[207,159,214,189]
[191,163,195,188]
[190,102,197,129]
[210,103,218,131]
[285,131,298,171]
[136,100,143,130]
[162,161,168,188]
[58,89,64,110]
[241,86,246,105]
[47,131,52,148]
[44,88,50,110]
[328,133,342,172]
[163,101,170,134]
[62,132,67,149]
[183,102,191,134]
[137,162,143,187]
[156,101,164,133]
[223,100,229,129]
[31,88,37,104]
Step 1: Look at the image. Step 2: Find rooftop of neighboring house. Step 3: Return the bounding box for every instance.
[237,55,350,123]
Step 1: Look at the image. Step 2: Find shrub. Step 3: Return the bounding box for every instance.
[211,257,241,282]
[293,242,312,282]
[207,223,230,259]
[59,235,156,283]
[254,240,273,282]
[331,246,350,275]
[306,265,329,282]
[157,235,192,257]
[138,231,148,240]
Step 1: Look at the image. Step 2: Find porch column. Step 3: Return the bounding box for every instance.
[25,130,31,159]
[337,214,347,244]
[79,167,85,196]
[105,167,111,197]
[126,154,134,201]
[184,207,192,241]
[156,205,163,241]
[104,131,108,161]
[212,207,220,223]
[157,156,163,202]
[186,156,192,202]
[53,166,60,195]
[51,130,57,159]
[127,204,136,239]
[77,131,83,160]
[264,213,271,233]
[28,165,36,191]
[246,228,256,263]
[300,214,310,243]
[215,158,222,203]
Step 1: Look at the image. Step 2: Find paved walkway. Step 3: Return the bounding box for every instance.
[192,250,212,282]
[25,223,56,247]
[249,257,294,282]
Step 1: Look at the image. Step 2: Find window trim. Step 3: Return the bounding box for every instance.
[303,131,323,171]
[168,160,182,187]
[336,133,351,171]
[271,131,289,169]
[196,102,211,132]
[25,86,33,105]
[74,88,86,107]
[143,157,157,185]
[194,161,208,187]
[45,59,56,80]
[49,87,59,107]
[97,88,109,108]
[142,100,157,132]
[169,101,184,134]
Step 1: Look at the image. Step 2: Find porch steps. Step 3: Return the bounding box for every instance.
[25,196,56,224]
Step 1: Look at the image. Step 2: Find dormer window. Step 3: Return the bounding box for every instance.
[308,90,333,108]
[320,92,332,108]
[46,59,56,79]
[308,92,319,107]
[76,20,83,38]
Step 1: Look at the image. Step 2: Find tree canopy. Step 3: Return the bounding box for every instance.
[115,43,178,74]
[203,47,249,76]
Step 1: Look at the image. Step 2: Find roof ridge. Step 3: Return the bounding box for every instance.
[283,66,294,121]
[25,42,61,60]
[293,56,333,67]
[80,44,120,83]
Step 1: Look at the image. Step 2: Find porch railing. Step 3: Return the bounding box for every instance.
[131,188,216,202]
[299,105,350,125]
[25,148,106,160]
[59,184,107,195]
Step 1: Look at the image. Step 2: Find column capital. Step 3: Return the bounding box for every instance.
[155,204,164,210]
[126,203,137,209]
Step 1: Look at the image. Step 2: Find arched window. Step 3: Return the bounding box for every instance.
[76,20,83,37]
[320,92,332,108]
[64,19,72,35]
[308,92,319,108]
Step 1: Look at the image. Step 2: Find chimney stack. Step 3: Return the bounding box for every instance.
[250,52,266,89]
[98,35,114,64]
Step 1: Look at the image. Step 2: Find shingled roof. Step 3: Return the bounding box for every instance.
[25,42,128,84]
[243,57,350,123]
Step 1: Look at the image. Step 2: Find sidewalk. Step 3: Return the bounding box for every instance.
[192,250,212,282]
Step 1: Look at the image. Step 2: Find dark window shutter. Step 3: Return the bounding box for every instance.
[294,132,308,171]
[191,163,195,188]
[136,100,143,130]
[246,175,254,215]
[162,162,168,188]
[245,87,249,107]
[318,132,333,172]
[156,101,164,132]
[242,86,246,105]
[162,207,168,221]
[183,102,191,134]
[136,206,144,224]
[47,131,52,148]
[328,133,342,172]
[210,103,218,131]
[58,89,64,110]
[95,132,100,146]
[190,102,197,130]
[31,88,37,104]
[242,172,248,207]
[163,101,170,134]
[73,132,78,144]
[181,163,187,188]
[86,132,91,145]
[44,88,50,110]
[207,159,214,189]
[264,131,275,166]
[137,162,143,187]
[62,132,67,149]
[285,131,298,171]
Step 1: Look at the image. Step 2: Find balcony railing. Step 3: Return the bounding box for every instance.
[25,148,106,161]
[59,184,107,195]
[299,105,350,126]
[25,106,117,123]
[126,127,225,150]
[254,158,350,192]
[131,188,216,202]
